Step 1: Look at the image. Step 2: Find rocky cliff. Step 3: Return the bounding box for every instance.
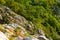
[0,5,49,40]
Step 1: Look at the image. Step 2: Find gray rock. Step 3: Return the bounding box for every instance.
[23,37,39,40]
[8,23,19,28]
[23,37,32,40]
[5,23,20,30]
[32,38,39,40]
[37,29,45,36]
[38,35,49,40]
[15,36,23,40]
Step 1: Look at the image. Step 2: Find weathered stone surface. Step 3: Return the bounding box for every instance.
[0,31,9,40]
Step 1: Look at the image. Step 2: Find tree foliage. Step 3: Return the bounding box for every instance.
[0,0,60,40]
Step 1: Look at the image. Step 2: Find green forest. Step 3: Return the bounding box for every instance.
[0,0,60,40]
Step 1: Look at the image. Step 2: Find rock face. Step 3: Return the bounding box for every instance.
[0,4,49,40]
[0,31,9,40]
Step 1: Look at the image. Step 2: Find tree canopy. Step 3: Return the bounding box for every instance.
[0,0,60,40]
